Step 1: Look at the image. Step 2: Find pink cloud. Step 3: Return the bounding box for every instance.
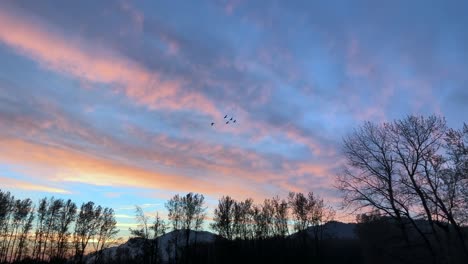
[0,176,71,194]
[0,8,219,116]
[0,136,260,198]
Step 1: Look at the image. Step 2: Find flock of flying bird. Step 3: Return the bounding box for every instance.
[211,115,237,126]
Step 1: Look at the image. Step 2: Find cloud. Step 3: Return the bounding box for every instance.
[0,136,292,200]
[2,0,466,217]
[0,7,219,116]
[114,214,135,219]
[0,176,70,194]
[0,84,339,202]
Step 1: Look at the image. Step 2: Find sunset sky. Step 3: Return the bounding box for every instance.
[0,0,467,229]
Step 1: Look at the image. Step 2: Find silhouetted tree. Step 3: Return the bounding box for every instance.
[337,115,468,263]
[9,198,34,262]
[443,124,468,245]
[165,194,183,263]
[180,193,206,233]
[211,196,235,240]
[288,192,312,232]
[0,190,14,262]
[129,206,153,264]
[271,196,289,237]
[93,207,118,264]
[166,195,183,231]
[56,199,77,260]
[73,201,102,264]
[165,193,206,263]
[232,198,253,239]
[42,197,64,261]
[32,197,48,260]
[0,191,118,263]
[150,213,166,264]
[14,203,34,262]
[252,199,274,239]
[130,206,151,239]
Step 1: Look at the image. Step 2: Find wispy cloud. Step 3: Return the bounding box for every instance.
[0,0,467,216]
[0,176,70,194]
[0,7,219,116]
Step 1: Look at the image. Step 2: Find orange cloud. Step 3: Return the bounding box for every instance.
[0,92,340,203]
[0,136,268,199]
[0,176,70,194]
[0,8,219,116]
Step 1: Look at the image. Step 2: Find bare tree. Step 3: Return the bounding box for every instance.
[56,199,77,259]
[32,197,48,260]
[8,198,34,262]
[165,193,206,263]
[252,199,274,239]
[181,192,206,259]
[211,196,235,240]
[337,115,468,262]
[0,190,14,262]
[336,119,432,251]
[288,192,311,232]
[14,204,34,262]
[3,198,19,263]
[73,201,102,264]
[288,192,333,256]
[251,204,265,239]
[130,206,151,239]
[232,198,253,239]
[180,193,206,232]
[166,194,183,231]
[271,196,289,237]
[0,192,119,262]
[129,206,153,264]
[41,197,64,261]
[93,207,119,264]
[150,213,166,264]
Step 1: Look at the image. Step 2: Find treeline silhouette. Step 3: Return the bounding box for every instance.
[1,115,467,264]
[0,192,118,264]
[95,191,357,264]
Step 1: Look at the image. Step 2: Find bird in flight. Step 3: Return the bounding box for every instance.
[212,114,237,126]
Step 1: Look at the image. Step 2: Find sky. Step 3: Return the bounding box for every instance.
[0,0,467,230]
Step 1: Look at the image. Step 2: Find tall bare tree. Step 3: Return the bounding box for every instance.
[337,115,468,262]
[271,196,289,237]
[166,194,183,231]
[211,196,235,240]
[8,198,33,262]
[232,198,253,239]
[166,193,206,263]
[129,206,153,264]
[252,199,274,239]
[32,197,48,260]
[41,197,64,261]
[150,213,167,264]
[56,199,77,259]
[14,204,34,262]
[288,192,312,232]
[93,207,118,264]
[132,208,167,264]
[0,190,14,262]
[73,201,102,264]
